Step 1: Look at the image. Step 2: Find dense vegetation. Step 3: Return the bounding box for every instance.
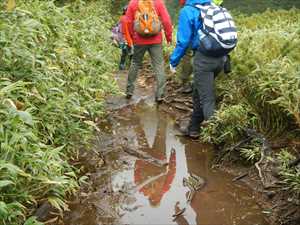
[0,0,117,224]
[201,9,300,195]
[1,0,300,224]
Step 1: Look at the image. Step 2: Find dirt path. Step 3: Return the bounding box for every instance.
[35,62,300,225]
[57,67,269,225]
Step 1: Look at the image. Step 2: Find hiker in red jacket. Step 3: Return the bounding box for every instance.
[124,0,173,102]
[133,109,176,206]
[119,5,133,70]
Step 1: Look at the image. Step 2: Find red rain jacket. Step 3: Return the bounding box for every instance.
[179,0,186,6]
[125,0,173,45]
[120,15,133,47]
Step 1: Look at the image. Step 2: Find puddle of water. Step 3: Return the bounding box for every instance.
[64,103,268,225]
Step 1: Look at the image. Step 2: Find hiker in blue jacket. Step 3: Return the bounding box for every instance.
[170,0,226,138]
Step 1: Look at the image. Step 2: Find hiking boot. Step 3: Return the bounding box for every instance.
[119,63,126,71]
[155,96,164,104]
[188,131,200,139]
[201,120,210,127]
[179,126,200,139]
[126,93,132,99]
[156,98,163,104]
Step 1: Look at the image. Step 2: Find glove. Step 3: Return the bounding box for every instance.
[169,64,176,74]
[120,43,127,50]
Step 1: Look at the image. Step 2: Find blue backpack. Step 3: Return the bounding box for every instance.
[111,22,125,47]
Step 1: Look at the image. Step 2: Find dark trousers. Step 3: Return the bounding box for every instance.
[120,48,128,66]
[126,44,166,98]
[119,47,132,69]
[189,51,225,132]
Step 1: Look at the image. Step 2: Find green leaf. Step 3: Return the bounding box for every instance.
[0,201,8,216]
[0,180,14,188]
[47,197,68,211]
[24,217,44,225]
[17,111,34,126]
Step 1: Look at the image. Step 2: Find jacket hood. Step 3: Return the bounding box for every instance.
[185,0,211,5]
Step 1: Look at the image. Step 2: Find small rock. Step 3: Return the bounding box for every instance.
[264,190,276,199]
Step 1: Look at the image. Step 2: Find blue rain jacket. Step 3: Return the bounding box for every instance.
[170,0,211,67]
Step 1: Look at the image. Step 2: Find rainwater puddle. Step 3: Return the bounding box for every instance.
[64,103,268,225]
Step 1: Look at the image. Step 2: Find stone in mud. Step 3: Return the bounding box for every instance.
[33,201,54,222]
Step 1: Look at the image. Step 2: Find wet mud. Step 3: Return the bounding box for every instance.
[63,103,268,225]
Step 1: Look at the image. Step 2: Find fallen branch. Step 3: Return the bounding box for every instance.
[172,208,186,218]
[173,104,193,112]
[172,208,186,222]
[215,136,252,164]
[187,190,196,204]
[255,148,266,186]
[122,146,168,167]
[173,174,205,221]
[133,171,168,194]
[232,172,249,182]
[245,129,273,188]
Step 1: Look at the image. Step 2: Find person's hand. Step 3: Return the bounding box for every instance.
[169,64,176,74]
[128,46,134,55]
[112,39,119,47]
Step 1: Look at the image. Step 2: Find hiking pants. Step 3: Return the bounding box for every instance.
[126,44,166,98]
[120,48,128,66]
[189,51,225,132]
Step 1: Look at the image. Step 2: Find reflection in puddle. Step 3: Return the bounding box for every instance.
[112,105,267,225]
[64,104,268,225]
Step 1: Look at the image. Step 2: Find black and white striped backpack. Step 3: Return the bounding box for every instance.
[195,3,237,57]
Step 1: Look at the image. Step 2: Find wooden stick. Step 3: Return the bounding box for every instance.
[232,172,249,182]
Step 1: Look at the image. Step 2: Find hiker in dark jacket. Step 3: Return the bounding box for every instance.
[170,0,226,138]
[176,0,227,94]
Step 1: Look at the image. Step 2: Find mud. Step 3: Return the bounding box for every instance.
[41,63,290,225]
[61,103,268,225]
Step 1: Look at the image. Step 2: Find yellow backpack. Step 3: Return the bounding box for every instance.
[134,0,161,36]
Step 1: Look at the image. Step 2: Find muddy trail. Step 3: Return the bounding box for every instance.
[63,103,267,225]
[58,66,268,225]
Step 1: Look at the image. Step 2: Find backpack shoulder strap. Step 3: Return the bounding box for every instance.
[192,4,216,34]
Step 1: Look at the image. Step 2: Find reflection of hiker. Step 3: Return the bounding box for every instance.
[176,0,231,94]
[170,0,237,138]
[124,0,173,102]
[133,110,177,206]
[111,5,133,70]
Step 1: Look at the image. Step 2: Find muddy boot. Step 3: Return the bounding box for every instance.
[179,125,200,139]
[179,82,193,94]
[125,93,132,99]
[155,96,163,104]
[178,117,201,139]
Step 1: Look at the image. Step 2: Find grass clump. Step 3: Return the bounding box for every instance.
[0,0,118,224]
[277,150,300,197]
[202,9,300,144]
[200,8,300,197]
[201,104,252,145]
